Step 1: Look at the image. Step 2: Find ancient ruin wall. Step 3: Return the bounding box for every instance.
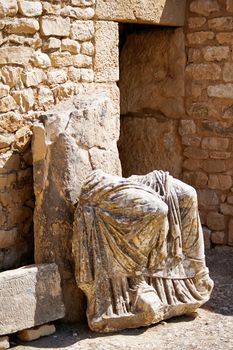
[184,0,233,246]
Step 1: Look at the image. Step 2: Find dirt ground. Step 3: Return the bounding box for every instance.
[13,246,233,350]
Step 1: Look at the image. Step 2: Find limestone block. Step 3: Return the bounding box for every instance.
[207,84,233,98]
[67,67,81,82]
[70,20,94,41]
[47,69,67,85]
[0,47,33,65]
[17,324,56,341]
[179,120,196,135]
[95,0,186,26]
[197,189,219,209]
[53,82,75,100]
[32,83,121,321]
[60,6,94,19]
[80,68,94,82]
[12,89,35,113]
[211,231,226,245]
[216,32,233,44]
[188,17,206,29]
[43,37,61,51]
[0,0,18,18]
[0,95,18,112]
[0,264,65,335]
[1,67,23,88]
[31,51,51,68]
[184,147,208,160]
[182,135,201,147]
[40,16,70,37]
[21,69,46,87]
[0,336,9,350]
[203,46,229,62]
[81,42,94,56]
[186,63,221,81]
[209,151,231,159]
[0,83,9,99]
[202,160,226,173]
[208,17,233,31]
[227,0,233,13]
[208,174,232,191]
[38,87,54,110]
[186,32,214,45]
[61,39,80,54]
[223,63,233,82]
[73,54,92,68]
[190,0,220,16]
[50,52,73,67]
[4,18,39,34]
[18,1,42,17]
[202,137,229,151]
[0,112,22,132]
[94,21,119,83]
[206,212,226,231]
[0,133,14,149]
[220,203,233,216]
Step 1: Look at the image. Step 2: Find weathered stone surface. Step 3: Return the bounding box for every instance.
[190,0,220,16]
[21,68,46,87]
[50,52,73,67]
[4,18,39,34]
[61,6,94,19]
[17,324,56,341]
[47,69,67,85]
[81,42,94,56]
[220,203,233,216]
[186,32,214,45]
[0,83,10,99]
[202,46,229,62]
[96,0,186,26]
[73,169,213,332]
[32,84,121,321]
[186,63,221,81]
[40,16,70,37]
[207,84,233,98]
[0,228,18,249]
[73,54,92,68]
[206,212,226,231]
[43,37,61,51]
[31,51,51,68]
[0,0,18,18]
[18,1,42,17]
[12,89,35,113]
[208,174,232,191]
[202,137,229,151]
[61,39,80,54]
[0,47,33,65]
[223,63,233,82]
[184,147,208,160]
[120,27,185,119]
[227,0,233,13]
[70,20,94,41]
[208,17,233,31]
[188,17,206,29]
[0,95,18,112]
[37,86,54,110]
[94,21,119,82]
[119,115,182,178]
[80,68,94,82]
[0,264,65,335]
[216,32,233,45]
[228,219,233,246]
[71,0,95,5]
[211,231,226,245]
[179,120,196,135]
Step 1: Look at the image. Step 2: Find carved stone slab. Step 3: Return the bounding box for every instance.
[0,264,65,335]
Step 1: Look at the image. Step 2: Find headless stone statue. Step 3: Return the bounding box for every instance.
[73,169,213,332]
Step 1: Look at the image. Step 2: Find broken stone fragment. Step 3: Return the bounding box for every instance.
[0,264,65,335]
[17,324,56,342]
[0,336,9,350]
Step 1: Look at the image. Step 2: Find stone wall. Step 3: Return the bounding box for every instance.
[184,0,233,246]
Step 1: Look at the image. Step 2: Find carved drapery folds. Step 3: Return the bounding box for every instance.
[73,169,213,332]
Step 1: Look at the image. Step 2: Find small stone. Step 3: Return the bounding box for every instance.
[71,0,95,6]
[53,82,75,100]
[188,17,206,29]
[50,52,73,67]
[0,133,14,149]
[0,0,18,18]
[179,120,196,135]
[40,16,70,37]
[202,160,226,173]
[209,151,231,159]
[190,0,220,16]
[70,20,94,41]
[67,67,81,82]
[12,126,32,152]
[31,51,51,68]
[220,203,233,216]
[43,37,61,51]
[186,63,221,81]
[4,18,39,34]
[12,89,35,113]
[184,147,208,159]
[0,83,9,99]
[0,112,22,132]
[61,38,80,54]
[73,54,92,68]
[81,41,94,56]
[1,66,22,87]
[0,47,33,65]
[188,48,201,63]
[216,32,233,44]
[0,336,9,350]
[207,84,233,98]
[42,2,60,15]
[0,95,18,112]
[181,135,201,147]
[202,46,229,62]
[223,63,233,82]
[60,6,94,19]
[47,69,67,85]
[38,87,54,110]
[21,68,46,87]
[206,212,226,231]
[202,137,229,151]
[80,68,94,82]
[208,17,233,31]
[17,324,56,342]
[186,31,214,45]
[18,1,42,17]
